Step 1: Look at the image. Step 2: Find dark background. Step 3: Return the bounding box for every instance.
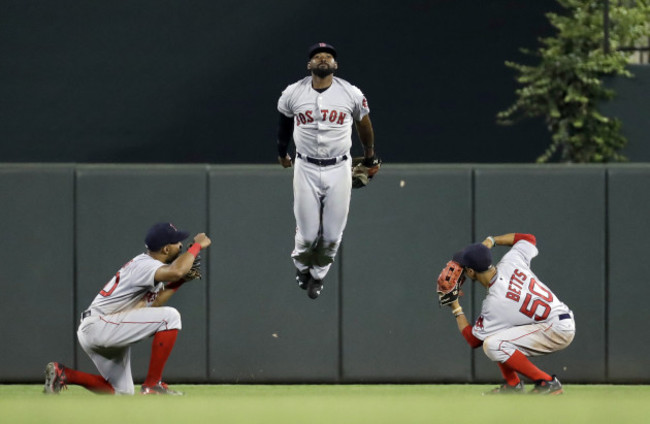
[2,0,572,164]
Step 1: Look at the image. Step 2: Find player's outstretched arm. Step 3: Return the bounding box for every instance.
[154,233,211,283]
[448,299,470,333]
[482,233,516,248]
[484,233,536,248]
[277,114,293,168]
[448,299,483,348]
[354,115,375,159]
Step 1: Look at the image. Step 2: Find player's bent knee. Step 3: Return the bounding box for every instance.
[482,336,502,362]
[160,306,182,331]
[482,336,496,357]
[483,336,516,362]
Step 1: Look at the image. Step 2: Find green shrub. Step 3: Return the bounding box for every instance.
[497,0,650,163]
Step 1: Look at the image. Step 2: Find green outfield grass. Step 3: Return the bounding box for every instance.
[1,384,649,424]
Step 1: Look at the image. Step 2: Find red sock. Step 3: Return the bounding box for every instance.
[63,367,114,394]
[504,350,551,382]
[143,329,178,387]
[497,362,521,386]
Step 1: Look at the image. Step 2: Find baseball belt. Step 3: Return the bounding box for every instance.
[296,152,348,167]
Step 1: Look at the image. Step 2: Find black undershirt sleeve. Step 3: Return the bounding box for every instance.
[277,114,294,157]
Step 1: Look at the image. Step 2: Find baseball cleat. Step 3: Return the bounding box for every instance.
[307,278,323,299]
[530,375,563,395]
[296,269,310,290]
[483,381,525,395]
[140,381,184,395]
[43,362,68,394]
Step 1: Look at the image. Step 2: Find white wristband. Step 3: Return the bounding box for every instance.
[452,307,463,317]
[487,236,496,247]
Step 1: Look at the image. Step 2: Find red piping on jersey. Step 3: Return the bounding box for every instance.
[462,325,483,348]
[514,233,536,245]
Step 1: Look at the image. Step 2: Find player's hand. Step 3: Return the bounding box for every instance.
[278,154,293,168]
[193,233,211,249]
[482,236,496,248]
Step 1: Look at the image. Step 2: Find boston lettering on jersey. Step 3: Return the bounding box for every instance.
[295,109,347,126]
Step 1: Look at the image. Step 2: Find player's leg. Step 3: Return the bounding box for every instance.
[483,322,570,394]
[311,161,351,281]
[43,361,114,394]
[121,307,183,395]
[141,328,179,390]
[79,307,183,395]
[483,325,553,380]
[291,160,322,274]
[82,346,135,395]
[75,321,134,394]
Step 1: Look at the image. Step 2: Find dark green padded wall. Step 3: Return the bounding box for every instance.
[0,166,74,381]
[208,167,340,382]
[607,166,650,382]
[342,166,474,382]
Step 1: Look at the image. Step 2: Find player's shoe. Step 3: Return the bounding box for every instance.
[530,375,563,395]
[140,381,184,395]
[483,381,525,395]
[296,269,310,290]
[43,362,68,394]
[307,278,323,299]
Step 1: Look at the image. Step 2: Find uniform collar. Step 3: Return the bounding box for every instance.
[488,267,498,287]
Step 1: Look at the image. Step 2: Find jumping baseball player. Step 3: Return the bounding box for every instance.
[276,42,377,299]
[437,233,575,394]
[44,222,210,395]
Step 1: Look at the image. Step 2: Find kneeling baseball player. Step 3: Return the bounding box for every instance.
[437,233,575,394]
[44,222,210,395]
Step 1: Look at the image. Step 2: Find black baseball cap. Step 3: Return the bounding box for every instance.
[308,42,337,59]
[453,243,493,272]
[145,222,190,251]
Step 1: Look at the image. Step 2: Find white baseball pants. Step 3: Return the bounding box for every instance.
[291,156,351,281]
[482,313,575,363]
[77,306,182,395]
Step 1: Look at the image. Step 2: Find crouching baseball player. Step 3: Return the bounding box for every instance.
[437,233,575,394]
[44,222,210,395]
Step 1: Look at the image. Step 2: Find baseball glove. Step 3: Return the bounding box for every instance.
[352,156,382,189]
[166,249,202,291]
[436,260,465,306]
[184,250,202,281]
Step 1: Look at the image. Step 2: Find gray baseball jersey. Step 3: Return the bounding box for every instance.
[278,76,369,158]
[88,253,165,314]
[473,240,571,341]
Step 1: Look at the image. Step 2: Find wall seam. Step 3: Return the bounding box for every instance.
[604,169,610,381]
[72,167,78,368]
[470,167,476,382]
[338,243,344,383]
[205,166,211,383]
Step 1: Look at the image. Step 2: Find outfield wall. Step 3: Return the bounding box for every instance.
[1,163,648,384]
